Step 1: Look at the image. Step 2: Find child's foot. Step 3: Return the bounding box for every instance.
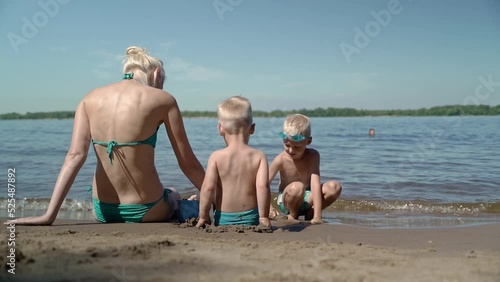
[287,214,300,223]
[187,194,198,201]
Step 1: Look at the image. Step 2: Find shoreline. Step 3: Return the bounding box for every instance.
[2,208,499,230]
[1,114,500,121]
[3,195,499,229]
[1,218,499,281]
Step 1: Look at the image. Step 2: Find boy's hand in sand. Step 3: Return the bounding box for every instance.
[195,217,210,228]
[269,207,279,220]
[310,217,323,225]
[258,217,273,233]
[259,217,272,228]
[4,215,54,226]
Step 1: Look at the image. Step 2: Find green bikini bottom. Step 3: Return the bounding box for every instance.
[91,188,173,223]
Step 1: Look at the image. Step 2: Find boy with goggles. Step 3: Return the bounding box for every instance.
[269,114,342,223]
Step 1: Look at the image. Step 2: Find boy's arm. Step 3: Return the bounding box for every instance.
[196,154,218,228]
[267,155,281,218]
[268,154,281,184]
[256,152,272,228]
[310,151,323,224]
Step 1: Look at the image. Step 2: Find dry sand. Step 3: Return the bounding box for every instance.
[1,217,499,282]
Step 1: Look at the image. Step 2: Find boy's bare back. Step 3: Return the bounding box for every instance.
[208,143,268,213]
[197,95,271,228]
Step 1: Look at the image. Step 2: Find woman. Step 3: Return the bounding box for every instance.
[7,46,205,225]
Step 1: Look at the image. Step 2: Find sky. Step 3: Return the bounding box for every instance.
[1,0,499,114]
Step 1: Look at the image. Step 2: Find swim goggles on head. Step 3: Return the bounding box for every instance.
[279,131,308,142]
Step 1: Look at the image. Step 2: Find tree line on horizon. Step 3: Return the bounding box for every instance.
[1,105,499,120]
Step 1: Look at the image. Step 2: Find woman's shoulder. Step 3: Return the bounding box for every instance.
[83,82,175,103]
[149,88,176,107]
[83,81,121,98]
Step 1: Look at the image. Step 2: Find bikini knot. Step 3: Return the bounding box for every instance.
[106,140,118,165]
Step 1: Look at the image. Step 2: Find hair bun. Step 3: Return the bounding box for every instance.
[126,46,146,56]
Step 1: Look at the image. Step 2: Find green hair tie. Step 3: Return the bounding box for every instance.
[123,73,134,80]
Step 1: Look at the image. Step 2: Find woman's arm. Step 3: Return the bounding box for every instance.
[5,100,91,225]
[163,96,205,190]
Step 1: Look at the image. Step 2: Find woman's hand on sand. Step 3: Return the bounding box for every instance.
[4,215,54,226]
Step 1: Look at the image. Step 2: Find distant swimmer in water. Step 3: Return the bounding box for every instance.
[369,128,375,137]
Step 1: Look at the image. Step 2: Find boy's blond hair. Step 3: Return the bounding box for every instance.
[217,96,253,134]
[283,114,311,137]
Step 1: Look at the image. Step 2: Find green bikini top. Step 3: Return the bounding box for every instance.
[92,73,158,165]
[92,128,159,165]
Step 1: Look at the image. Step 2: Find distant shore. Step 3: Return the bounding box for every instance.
[1,104,499,120]
[1,218,499,281]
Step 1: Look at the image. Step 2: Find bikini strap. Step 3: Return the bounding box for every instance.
[92,140,140,165]
[123,73,134,80]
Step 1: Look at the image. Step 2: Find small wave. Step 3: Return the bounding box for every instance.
[0,197,92,212]
[326,199,500,215]
[1,197,499,215]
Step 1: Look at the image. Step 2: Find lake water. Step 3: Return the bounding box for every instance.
[1,116,499,228]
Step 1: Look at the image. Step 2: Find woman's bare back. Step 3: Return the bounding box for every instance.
[85,79,172,204]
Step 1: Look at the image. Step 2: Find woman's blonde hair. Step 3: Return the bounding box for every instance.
[122,46,165,86]
[217,96,253,134]
[283,114,311,137]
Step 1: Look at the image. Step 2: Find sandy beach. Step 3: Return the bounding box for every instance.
[1,218,499,282]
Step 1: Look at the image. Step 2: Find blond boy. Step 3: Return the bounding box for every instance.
[269,114,342,224]
[196,96,272,229]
